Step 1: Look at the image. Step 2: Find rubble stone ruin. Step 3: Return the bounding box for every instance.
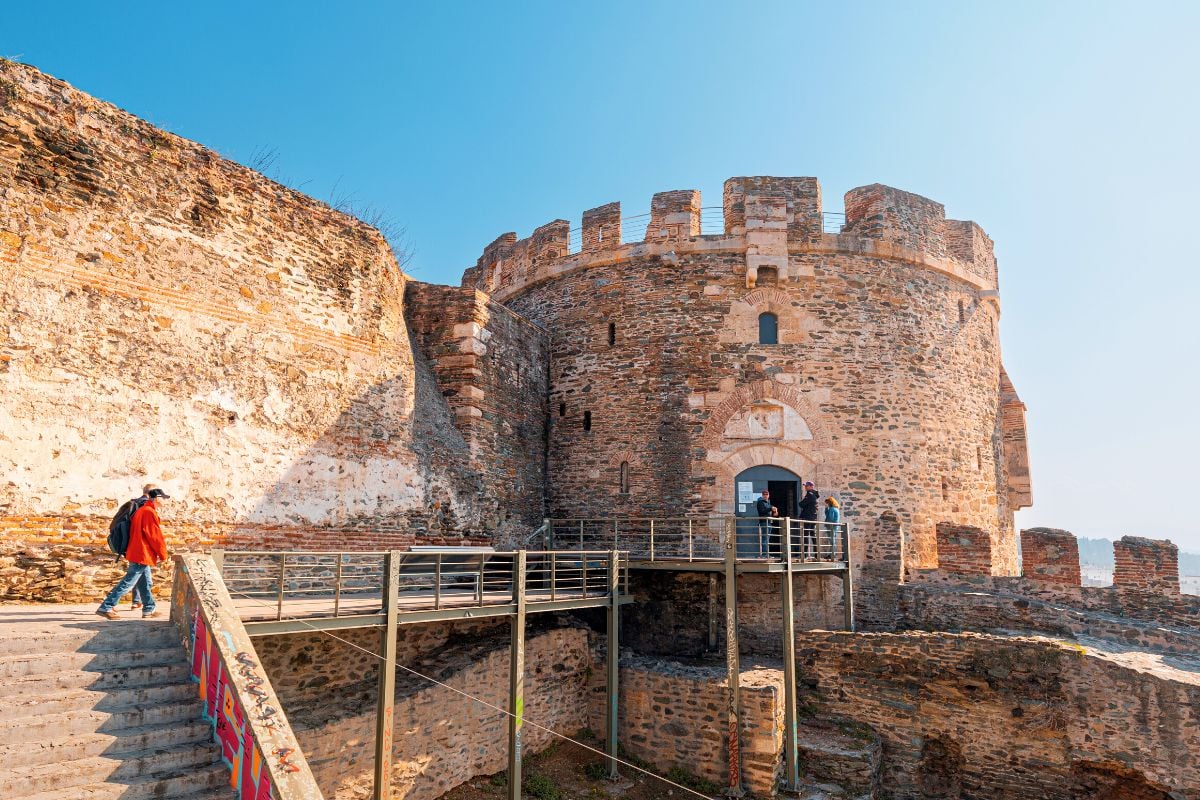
[1,60,1197,800]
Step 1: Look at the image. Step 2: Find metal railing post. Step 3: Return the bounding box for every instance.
[842,524,855,632]
[582,553,589,599]
[508,551,528,800]
[649,519,656,561]
[688,519,694,562]
[606,549,620,779]
[374,551,400,800]
[780,520,799,792]
[614,519,619,553]
[550,553,557,601]
[579,519,585,551]
[543,518,552,549]
[334,555,343,617]
[275,555,286,622]
[723,517,744,796]
[434,553,442,610]
[477,553,485,605]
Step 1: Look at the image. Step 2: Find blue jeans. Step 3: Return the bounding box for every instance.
[99,563,156,613]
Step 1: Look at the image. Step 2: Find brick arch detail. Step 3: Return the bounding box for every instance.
[738,287,794,311]
[608,449,639,469]
[701,380,832,450]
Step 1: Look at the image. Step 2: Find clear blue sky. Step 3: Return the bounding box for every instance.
[6,2,1198,550]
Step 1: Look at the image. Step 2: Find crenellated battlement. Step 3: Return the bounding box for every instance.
[460,176,1000,300]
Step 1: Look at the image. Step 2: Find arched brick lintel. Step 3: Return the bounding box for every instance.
[700,380,833,450]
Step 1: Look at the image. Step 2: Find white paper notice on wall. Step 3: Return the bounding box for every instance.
[737,481,756,504]
[738,504,746,513]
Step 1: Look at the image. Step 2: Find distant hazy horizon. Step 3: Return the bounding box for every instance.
[4,2,1197,548]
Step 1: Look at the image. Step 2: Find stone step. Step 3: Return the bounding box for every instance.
[0,740,222,797]
[16,762,234,800]
[8,680,200,721]
[0,718,214,769]
[0,645,185,679]
[0,621,180,658]
[0,659,193,698]
[16,698,204,738]
[796,719,881,797]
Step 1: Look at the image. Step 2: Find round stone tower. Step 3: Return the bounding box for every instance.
[461,176,1031,586]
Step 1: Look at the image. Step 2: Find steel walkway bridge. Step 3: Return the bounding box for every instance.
[211,516,853,799]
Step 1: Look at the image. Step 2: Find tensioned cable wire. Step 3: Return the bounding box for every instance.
[220,582,718,800]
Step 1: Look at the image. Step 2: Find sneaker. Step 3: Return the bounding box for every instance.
[132,601,142,610]
[142,610,162,619]
[96,609,120,620]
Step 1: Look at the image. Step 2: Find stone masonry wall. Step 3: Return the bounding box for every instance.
[935,522,992,576]
[1020,527,1081,586]
[795,630,1199,799]
[262,623,589,800]
[405,282,550,540]
[585,656,785,797]
[467,176,1021,616]
[621,570,843,659]
[0,61,502,601]
[1114,535,1180,595]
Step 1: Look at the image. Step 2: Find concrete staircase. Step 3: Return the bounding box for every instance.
[0,605,236,799]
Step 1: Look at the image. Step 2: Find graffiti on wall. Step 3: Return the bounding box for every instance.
[191,610,275,800]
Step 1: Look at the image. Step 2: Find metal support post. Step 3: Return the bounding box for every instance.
[374,551,400,800]
[508,551,528,800]
[606,550,620,779]
[780,528,800,792]
[707,573,719,651]
[842,525,855,632]
[723,519,744,797]
[275,555,286,621]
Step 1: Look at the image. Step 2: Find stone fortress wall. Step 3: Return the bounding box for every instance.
[0,60,547,600]
[460,176,1032,591]
[3,60,1198,800]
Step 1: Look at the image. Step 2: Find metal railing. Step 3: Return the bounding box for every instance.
[546,517,849,565]
[215,549,629,622]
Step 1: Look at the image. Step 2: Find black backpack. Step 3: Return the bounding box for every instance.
[106,497,147,561]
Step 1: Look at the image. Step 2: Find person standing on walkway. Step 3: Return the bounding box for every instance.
[754,489,773,558]
[798,481,820,559]
[824,496,841,524]
[97,487,170,619]
[126,483,155,611]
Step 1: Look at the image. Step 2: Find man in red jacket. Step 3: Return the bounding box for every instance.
[97,487,170,620]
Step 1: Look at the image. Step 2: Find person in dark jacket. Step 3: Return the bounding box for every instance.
[798,481,820,559]
[754,489,772,557]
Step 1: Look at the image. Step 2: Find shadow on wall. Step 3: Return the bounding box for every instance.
[238,332,503,547]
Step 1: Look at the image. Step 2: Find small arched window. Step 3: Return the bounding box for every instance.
[758,312,778,345]
[619,461,630,494]
[608,322,616,346]
[583,410,592,432]
[559,402,566,417]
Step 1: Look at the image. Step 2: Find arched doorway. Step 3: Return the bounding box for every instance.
[734,464,802,557]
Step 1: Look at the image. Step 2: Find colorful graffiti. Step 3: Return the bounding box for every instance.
[191,610,275,800]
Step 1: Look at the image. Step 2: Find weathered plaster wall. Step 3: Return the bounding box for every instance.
[0,61,502,600]
[795,630,1199,799]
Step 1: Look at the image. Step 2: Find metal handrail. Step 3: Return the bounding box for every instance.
[547,517,849,565]
[214,548,628,622]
